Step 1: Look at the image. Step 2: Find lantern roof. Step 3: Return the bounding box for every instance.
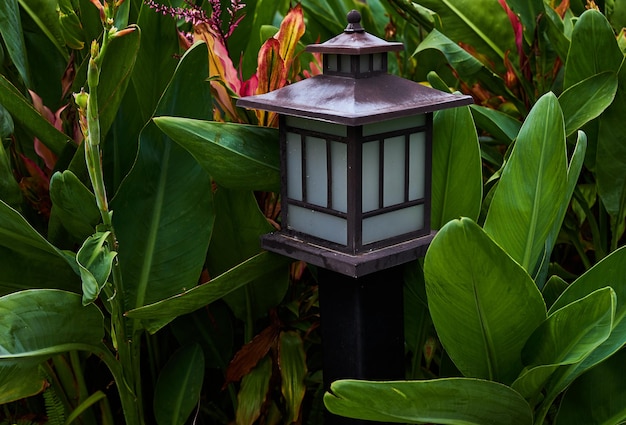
[237,10,473,126]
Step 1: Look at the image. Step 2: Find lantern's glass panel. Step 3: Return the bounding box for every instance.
[327,54,338,72]
[372,53,383,71]
[362,205,425,245]
[408,132,426,201]
[341,54,351,72]
[383,135,406,207]
[288,205,347,245]
[363,114,426,137]
[306,136,327,207]
[360,54,370,73]
[331,141,348,212]
[286,116,346,137]
[286,132,302,201]
[362,140,380,213]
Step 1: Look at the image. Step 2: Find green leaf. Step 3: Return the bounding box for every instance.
[559,71,618,136]
[0,74,72,156]
[125,252,291,333]
[431,104,482,229]
[0,289,105,403]
[469,104,521,145]
[17,0,67,60]
[555,348,626,425]
[111,42,215,334]
[0,139,21,208]
[0,200,79,295]
[153,118,280,192]
[563,9,623,89]
[324,378,532,425]
[483,92,568,274]
[279,331,307,424]
[154,344,205,425]
[236,356,272,425]
[511,287,615,400]
[49,170,100,243]
[505,0,544,45]
[424,217,546,384]
[0,0,30,87]
[76,232,117,306]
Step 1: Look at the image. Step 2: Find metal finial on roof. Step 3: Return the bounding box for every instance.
[345,10,364,33]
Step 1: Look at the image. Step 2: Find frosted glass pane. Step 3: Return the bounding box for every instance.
[409,132,426,201]
[372,53,383,71]
[362,205,424,245]
[288,205,347,245]
[327,54,337,71]
[362,140,380,212]
[331,141,348,212]
[363,114,426,136]
[383,136,405,207]
[360,54,370,73]
[341,55,351,72]
[286,132,302,201]
[305,136,328,207]
[286,116,346,137]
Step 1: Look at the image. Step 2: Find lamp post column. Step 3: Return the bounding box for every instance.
[318,266,405,425]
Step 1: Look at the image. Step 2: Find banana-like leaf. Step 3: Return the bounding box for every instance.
[431,105,482,229]
[559,71,618,136]
[0,0,30,87]
[0,140,21,208]
[111,42,214,336]
[17,0,67,59]
[324,378,532,425]
[125,252,291,333]
[0,289,105,403]
[154,344,205,425]
[469,104,521,145]
[555,348,626,425]
[153,117,280,192]
[0,200,79,295]
[483,92,568,274]
[279,331,307,424]
[563,9,623,89]
[0,75,72,156]
[511,287,615,400]
[424,217,546,384]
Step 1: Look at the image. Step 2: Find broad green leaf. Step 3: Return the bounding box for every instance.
[0,200,79,295]
[125,252,291,333]
[424,218,546,384]
[0,289,105,403]
[542,275,568,311]
[77,232,117,306]
[18,0,67,60]
[543,246,626,392]
[483,92,568,274]
[555,348,626,425]
[597,64,626,234]
[0,0,30,87]
[211,189,288,321]
[414,29,524,114]
[0,139,21,208]
[559,71,618,136]
[153,118,280,192]
[511,287,615,400]
[431,105,482,229]
[154,344,205,425]
[563,9,624,89]
[111,43,214,335]
[236,356,272,425]
[324,378,532,425]
[49,170,100,243]
[0,75,72,156]
[279,331,307,424]
[469,104,521,145]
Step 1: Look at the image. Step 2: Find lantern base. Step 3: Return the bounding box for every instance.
[260,231,436,277]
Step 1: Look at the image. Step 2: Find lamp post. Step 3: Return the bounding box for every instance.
[238,10,472,424]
